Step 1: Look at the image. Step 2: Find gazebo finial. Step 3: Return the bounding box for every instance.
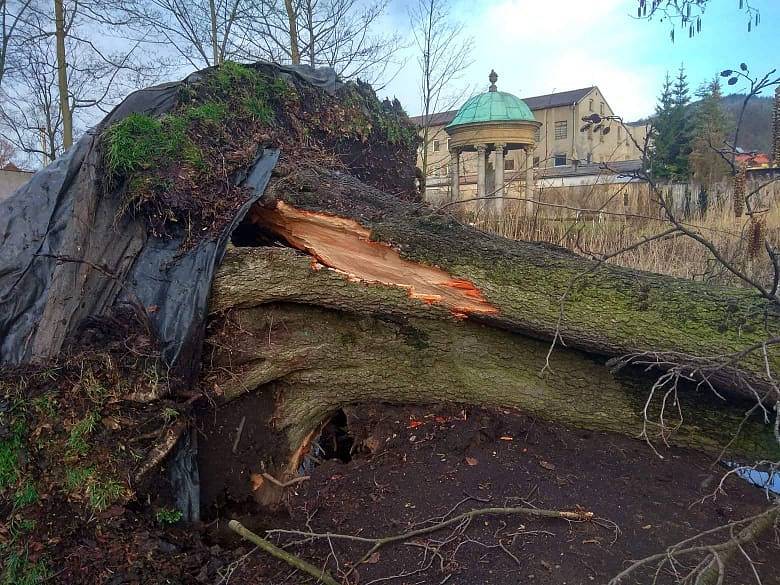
[489,70,498,92]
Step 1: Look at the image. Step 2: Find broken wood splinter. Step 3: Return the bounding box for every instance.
[248,201,499,316]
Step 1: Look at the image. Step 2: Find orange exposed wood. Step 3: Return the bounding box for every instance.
[248,202,499,316]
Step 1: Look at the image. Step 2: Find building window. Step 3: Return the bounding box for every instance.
[617,126,622,141]
[504,158,515,170]
[554,154,567,166]
[600,102,605,115]
[533,156,540,168]
[534,126,541,142]
[589,99,594,111]
[554,121,568,140]
[433,139,440,152]
[586,152,592,164]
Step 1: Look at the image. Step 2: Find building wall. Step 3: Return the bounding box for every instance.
[0,169,33,203]
[416,87,648,186]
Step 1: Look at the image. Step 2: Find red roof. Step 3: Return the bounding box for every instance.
[736,152,771,167]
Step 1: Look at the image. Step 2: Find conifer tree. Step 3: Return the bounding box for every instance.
[651,66,693,180]
[690,78,732,189]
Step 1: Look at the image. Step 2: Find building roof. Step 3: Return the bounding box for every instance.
[410,87,595,127]
[446,91,535,128]
[537,159,643,179]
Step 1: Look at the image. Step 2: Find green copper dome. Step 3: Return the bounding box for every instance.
[446,70,535,129]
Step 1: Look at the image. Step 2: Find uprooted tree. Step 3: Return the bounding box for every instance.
[0,61,778,582]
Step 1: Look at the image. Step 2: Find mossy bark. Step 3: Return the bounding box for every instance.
[206,248,779,462]
[257,167,780,400]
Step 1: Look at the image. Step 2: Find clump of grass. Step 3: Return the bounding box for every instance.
[1,550,48,585]
[104,113,189,178]
[1,517,48,585]
[66,412,98,457]
[155,507,183,525]
[65,465,126,511]
[13,480,38,508]
[0,419,26,492]
[186,101,228,124]
[65,465,95,490]
[87,477,125,511]
[161,407,179,423]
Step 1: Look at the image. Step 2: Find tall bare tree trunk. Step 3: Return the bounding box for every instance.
[53,0,72,150]
[209,0,220,65]
[284,0,300,65]
[304,0,315,67]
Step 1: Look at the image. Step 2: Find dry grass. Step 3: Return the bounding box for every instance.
[465,192,780,289]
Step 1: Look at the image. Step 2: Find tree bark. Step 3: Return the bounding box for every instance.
[284,0,300,65]
[53,0,72,150]
[209,0,220,65]
[203,166,780,470]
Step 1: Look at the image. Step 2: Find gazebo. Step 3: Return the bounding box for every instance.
[445,71,541,213]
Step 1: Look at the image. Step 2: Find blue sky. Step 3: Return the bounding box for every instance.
[381,0,780,121]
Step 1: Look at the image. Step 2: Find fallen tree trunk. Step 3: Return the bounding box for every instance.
[226,165,780,403]
[200,167,780,474]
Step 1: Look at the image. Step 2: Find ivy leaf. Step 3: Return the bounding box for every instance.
[728,77,739,86]
[720,70,733,77]
[740,63,748,71]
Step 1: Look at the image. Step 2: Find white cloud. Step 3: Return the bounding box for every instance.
[384,0,664,121]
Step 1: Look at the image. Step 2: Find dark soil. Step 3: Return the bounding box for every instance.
[195,403,780,585]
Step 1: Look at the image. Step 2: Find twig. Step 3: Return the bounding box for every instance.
[269,505,594,576]
[232,416,246,454]
[228,520,341,585]
[262,472,311,488]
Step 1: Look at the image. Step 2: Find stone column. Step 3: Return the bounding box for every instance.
[449,148,460,202]
[525,147,535,215]
[476,143,488,200]
[494,143,506,215]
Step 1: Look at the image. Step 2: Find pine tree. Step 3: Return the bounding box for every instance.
[651,73,675,180]
[651,66,694,181]
[690,78,732,188]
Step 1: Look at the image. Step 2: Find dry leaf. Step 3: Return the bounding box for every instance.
[465,456,478,466]
[539,461,556,471]
[499,435,513,441]
[250,473,265,492]
[365,552,381,564]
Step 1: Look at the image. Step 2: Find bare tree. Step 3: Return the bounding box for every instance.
[0,136,14,165]
[408,0,472,181]
[0,1,164,163]
[117,0,250,69]
[234,0,402,85]
[0,0,34,87]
